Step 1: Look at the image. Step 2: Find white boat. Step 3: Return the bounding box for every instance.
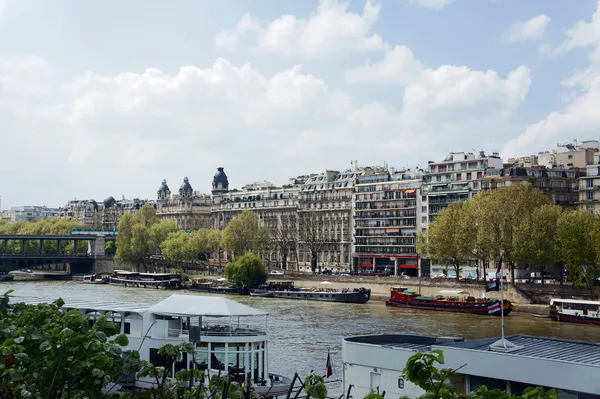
[108,270,181,290]
[9,294,293,396]
[549,298,600,325]
[82,273,107,284]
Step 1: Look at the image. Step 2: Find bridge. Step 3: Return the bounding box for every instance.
[0,232,117,273]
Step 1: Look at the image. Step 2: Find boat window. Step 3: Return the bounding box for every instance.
[195,343,209,368]
[149,348,171,376]
[124,322,131,335]
[469,376,505,392]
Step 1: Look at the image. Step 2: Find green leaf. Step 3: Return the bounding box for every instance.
[14,336,24,344]
[114,333,129,347]
[39,341,51,352]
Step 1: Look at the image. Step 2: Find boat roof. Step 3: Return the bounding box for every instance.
[9,294,267,318]
[114,270,139,275]
[147,294,267,317]
[438,289,470,296]
[439,335,600,366]
[550,298,600,305]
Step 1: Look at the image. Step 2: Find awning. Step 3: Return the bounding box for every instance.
[405,189,416,194]
[399,264,418,269]
[361,263,373,267]
[386,228,400,233]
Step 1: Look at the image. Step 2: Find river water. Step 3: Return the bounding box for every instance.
[2,281,599,384]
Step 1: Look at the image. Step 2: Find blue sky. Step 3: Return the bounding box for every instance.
[1,0,599,208]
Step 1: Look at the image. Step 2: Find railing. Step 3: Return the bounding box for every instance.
[167,327,266,338]
[72,228,118,235]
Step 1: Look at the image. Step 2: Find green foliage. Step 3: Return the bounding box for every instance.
[190,228,223,260]
[557,210,598,287]
[160,231,194,266]
[225,252,267,288]
[115,206,176,268]
[423,202,473,280]
[105,241,117,256]
[0,218,86,255]
[222,211,270,258]
[400,350,556,399]
[304,372,327,399]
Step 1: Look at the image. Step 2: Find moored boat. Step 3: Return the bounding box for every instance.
[83,273,108,284]
[108,270,181,290]
[385,287,512,316]
[549,298,600,325]
[8,294,295,395]
[251,281,371,304]
[188,278,248,295]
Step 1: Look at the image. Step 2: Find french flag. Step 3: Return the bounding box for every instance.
[326,350,333,378]
[488,302,502,315]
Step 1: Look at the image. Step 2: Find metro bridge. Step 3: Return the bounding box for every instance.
[0,230,117,272]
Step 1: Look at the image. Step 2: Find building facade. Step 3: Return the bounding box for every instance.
[578,151,600,213]
[352,170,423,276]
[99,197,154,229]
[483,165,584,209]
[210,167,305,270]
[0,206,61,222]
[59,200,101,227]
[156,177,212,230]
[296,163,372,273]
[422,151,503,227]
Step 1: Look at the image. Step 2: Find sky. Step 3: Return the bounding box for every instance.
[1,0,600,209]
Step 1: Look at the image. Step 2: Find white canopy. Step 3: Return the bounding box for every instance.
[320,281,332,285]
[147,294,267,317]
[438,290,470,296]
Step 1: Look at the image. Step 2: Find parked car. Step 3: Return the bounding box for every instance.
[270,270,284,275]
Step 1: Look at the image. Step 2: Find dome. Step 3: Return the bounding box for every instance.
[104,196,116,208]
[157,179,170,194]
[89,199,98,211]
[212,167,229,192]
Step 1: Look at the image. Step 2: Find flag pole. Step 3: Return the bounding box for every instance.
[500,260,506,348]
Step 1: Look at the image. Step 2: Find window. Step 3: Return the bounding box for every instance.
[421,217,427,223]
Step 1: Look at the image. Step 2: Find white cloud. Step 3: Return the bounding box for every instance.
[0,51,530,207]
[505,14,550,42]
[502,2,600,158]
[408,0,456,11]
[345,45,423,85]
[214,0,387,57]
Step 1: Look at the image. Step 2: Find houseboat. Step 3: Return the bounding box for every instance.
[385,287,512,316]
[109,270,181,290]
[188,278,248,296]
[9,294,294,396]
[342,333,600,398]
[82,273,108,284]
[251,281,371,304]
[549,298,600,325]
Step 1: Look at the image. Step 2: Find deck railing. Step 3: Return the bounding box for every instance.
[167,327,266,338]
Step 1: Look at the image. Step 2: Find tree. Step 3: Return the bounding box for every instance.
[222,211,270,258]
[225,252,267,289]
[298,210,330,273]
[161,231,194,269]
[267,213,297,270]
[486,183,551,284]
[0,290,131,398]
[423,201,472,280]
[105,241,117,256]
[465,192,496,280]
[514,205,562,283]
[133,204,158,228]
[398,350,556,399]
[149,221,178,255]
[190,229,223,274]
[557,210,598,288]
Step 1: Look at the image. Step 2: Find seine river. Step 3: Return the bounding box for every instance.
[2,281,599,385]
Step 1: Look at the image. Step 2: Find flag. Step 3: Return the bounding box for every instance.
[485,279,499,292]
[485,256,503,292]
[326,351,332,378]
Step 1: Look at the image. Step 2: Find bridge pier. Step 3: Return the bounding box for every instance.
[88,236,106,257]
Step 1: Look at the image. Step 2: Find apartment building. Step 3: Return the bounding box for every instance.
[579,151,600,213]
[422,151,503,226]
[60,200,101,227]
[156,177,212,230]
[210,167,305,269]
[554,140,598,169]
[352,170,423,276]
[0,206,61,222]
[296,163,368,273]
[100,197,154,229]
[483,165,584,209]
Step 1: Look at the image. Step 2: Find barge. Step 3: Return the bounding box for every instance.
[549,298,600,325]
[385,287,512,316]
[8,294,294,396]
[108,270,181,290]
[188,278,248,295]
[251,281,371,304]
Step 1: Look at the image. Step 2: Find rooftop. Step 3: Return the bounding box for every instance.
[344,334,464,352]
[9,294,267,318]
[438,334,600,366]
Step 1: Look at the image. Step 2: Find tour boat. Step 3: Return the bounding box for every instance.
[385,287,512,316]
[251,281,371,304]
[549,298,600,325]
[188,278,248,296]
[83,273,108,284]
[109,270,181,290]
[9,294,295,396]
